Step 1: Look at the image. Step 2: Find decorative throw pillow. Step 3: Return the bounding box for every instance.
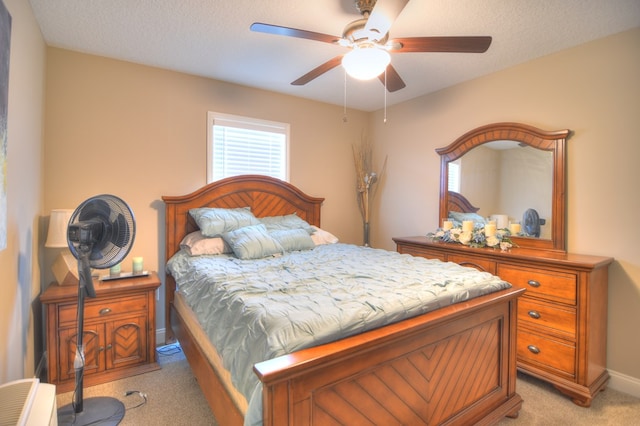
[221,224,284,260]
[269,228,316,252]
[189,207,259,237]
[180,231,231,256]
[310,226,339,245]
[259,213,314,234]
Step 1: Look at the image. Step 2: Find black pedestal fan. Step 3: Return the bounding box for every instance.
[57,194,135,426]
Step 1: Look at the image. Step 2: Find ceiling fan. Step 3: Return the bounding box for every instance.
[250,0,492,92]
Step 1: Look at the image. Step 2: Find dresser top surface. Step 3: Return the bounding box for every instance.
[393,236,613,269]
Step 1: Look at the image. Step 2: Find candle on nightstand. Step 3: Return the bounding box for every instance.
[442,220,453,231]
[462,220,474,232]
[132,257,144,274]
[109,263,121,277]
[485,223,496,237]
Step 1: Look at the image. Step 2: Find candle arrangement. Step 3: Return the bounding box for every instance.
[427,221,518,251]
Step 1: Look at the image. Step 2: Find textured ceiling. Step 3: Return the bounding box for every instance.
[29,0,640,111]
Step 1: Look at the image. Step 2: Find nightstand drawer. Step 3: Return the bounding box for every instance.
[498,265,577,305]
[59,294,148,324]
[517,329,576,377]
[518,298,576,339]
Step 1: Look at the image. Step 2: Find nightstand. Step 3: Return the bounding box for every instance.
[40,272,161,393]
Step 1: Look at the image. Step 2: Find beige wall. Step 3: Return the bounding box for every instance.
[370,28,640,381]
[0,0,46,382]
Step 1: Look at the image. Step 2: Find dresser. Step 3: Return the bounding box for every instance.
[41,272,161,393]
[393,236,613,407]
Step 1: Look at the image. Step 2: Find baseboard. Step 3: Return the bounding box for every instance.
[608,369,640,398]
[156,328,166,346]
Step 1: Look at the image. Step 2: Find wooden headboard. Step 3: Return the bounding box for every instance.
[447,191,480,214]
[161,174,324,342]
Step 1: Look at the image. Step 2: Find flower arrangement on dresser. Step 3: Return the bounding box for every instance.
[427,219,518,251]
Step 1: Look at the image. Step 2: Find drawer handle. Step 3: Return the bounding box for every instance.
[99,308,112,316]
[106,344,112,350]
[527,279,541,288]
[528,310,541,319]
[99,346,104,352]
[527,345,541,355]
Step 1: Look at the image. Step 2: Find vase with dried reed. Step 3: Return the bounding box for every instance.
[353,136,386,247]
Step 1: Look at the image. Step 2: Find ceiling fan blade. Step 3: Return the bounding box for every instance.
[250,22,340,44]
[291,55,344,86]
[378,63,406,92]
[391,36,492,53]
[364,0,409,41]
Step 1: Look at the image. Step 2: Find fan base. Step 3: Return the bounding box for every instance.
[58,396,125,426]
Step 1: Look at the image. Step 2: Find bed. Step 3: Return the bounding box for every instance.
[162,175,524,426]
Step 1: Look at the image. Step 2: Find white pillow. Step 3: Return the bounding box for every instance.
[180,231,231,256]
[310,226,339,245]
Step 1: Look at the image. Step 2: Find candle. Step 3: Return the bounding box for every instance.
[132,257,144,274]
[109,263,121,277]
[485,223,496,237]
[442,220,453,231]
[462,220,474,232]
[510,223,521,235]
[491,214,509,229]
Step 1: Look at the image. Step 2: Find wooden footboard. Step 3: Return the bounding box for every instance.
[255,287,524,425]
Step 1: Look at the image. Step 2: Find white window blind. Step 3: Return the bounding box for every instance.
[448,161,461,192]
[207,112,289,183]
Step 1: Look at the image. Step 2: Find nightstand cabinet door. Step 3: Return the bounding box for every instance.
[107,315,147,370]
[59,326,103,382]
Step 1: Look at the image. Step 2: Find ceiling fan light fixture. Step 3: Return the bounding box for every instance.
[342,47,390,80]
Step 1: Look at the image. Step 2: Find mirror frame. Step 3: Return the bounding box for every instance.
[437,122,571,252]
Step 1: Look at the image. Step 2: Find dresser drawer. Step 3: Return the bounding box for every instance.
[518,298,576,339]
[59,294,148,325]
[497,264,577,305]
[447,254,496,274]
[398,244,446,261]
[517,329,576,377]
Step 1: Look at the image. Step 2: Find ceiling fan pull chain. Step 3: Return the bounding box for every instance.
[383,68,387,123]
[343,70,348,123]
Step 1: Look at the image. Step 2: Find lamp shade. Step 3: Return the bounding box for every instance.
[342,47,391,80]
[45,209,73,248]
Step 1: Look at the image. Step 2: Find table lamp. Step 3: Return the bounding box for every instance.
[45,209,78,286]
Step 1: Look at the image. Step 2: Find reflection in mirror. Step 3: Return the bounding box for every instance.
[451,141,553,239]
[437,123,571,252]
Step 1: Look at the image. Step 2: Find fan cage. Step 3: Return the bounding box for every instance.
[67,194,136,269]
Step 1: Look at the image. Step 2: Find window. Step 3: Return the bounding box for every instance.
[448,161,461,192]
[207,112,289,183]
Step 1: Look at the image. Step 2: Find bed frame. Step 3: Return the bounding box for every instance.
[447,191,480,214]
[163,175,524,425]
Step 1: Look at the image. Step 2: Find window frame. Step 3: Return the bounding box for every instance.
[206,111,290,183]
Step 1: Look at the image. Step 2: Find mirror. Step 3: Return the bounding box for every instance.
[437,123,570,252]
